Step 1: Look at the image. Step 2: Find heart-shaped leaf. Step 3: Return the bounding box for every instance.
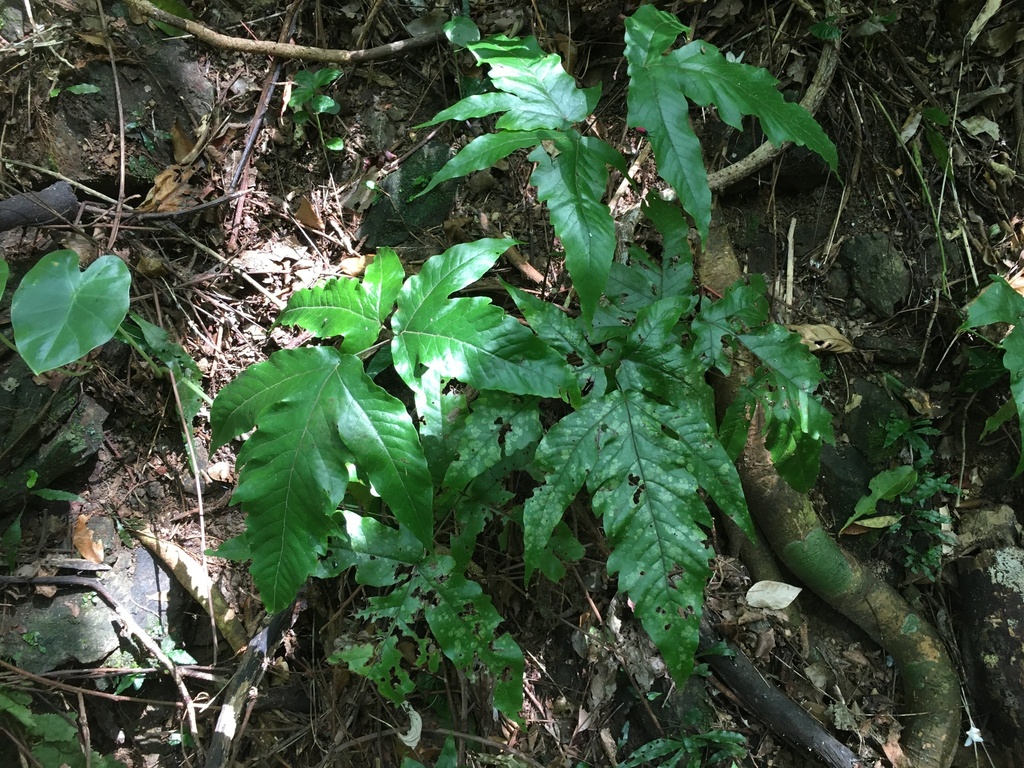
[12,250,131,374]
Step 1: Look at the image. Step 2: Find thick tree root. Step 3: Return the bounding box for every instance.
[736,423,960,768]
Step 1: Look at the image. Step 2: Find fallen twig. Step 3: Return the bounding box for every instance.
[699,614,862,768]
[205,605,298,768]
[126,0,444,65]
[0,181,79,232]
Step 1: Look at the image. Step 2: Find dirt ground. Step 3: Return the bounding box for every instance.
[1,0,1024,766]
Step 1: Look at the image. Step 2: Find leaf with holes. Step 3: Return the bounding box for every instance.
[526,388,716,684]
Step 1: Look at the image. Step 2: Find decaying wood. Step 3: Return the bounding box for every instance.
[0,181,79,232]
[699,615,862,768]
[206,606,298,768]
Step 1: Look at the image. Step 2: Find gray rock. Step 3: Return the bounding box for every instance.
[839,233,910,317]
[357,140,458,248]
[818,442,874,528]
[842,378,907,468]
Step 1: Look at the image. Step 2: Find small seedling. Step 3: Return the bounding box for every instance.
[288,68,345,152]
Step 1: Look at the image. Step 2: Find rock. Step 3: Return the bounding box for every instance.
[959,545,1024,752]
[0,357,108,506]
[824,266,851,299]
[818,443,874,526]
[839,233,911,317]
[0,547,193,674]
[854,334,919,365]
[841,378,907,468]
[357,140,458,248]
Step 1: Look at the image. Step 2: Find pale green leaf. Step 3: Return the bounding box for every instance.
[277,278,380,351]
[846,466,918,529]
[444,392,542,494]
[12,251,130,374]
[418,92,522,127]
[962,277,1024,330]
[468,35,545,63]
[363,248,405,322]
[420,555,524,715]
[332,635,416,703]
[488,54,595,130]
[445,16,480,47]
[65,83,100,95]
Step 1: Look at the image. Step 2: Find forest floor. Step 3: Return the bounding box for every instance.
[1,0,1023,766]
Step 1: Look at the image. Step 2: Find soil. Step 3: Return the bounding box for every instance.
[1,0,1023,766]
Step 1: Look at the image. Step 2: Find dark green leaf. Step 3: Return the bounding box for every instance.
[393,239,572,397]
[211,348,432,610]
[529,133,617,323]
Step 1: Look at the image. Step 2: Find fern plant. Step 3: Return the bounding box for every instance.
[210,5,836,715]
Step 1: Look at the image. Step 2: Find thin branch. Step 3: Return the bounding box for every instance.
[127,0,444,65]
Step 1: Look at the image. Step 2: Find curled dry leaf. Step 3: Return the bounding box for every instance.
[786,323,853,353]
[170,118,195,164]
[295,196,324,230]
[137,165,194,213]
[745,580,802,610]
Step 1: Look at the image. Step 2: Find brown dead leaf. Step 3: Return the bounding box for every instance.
[171,118,195,164]
[881,728,912,768]
[339,253,372,277]
[77,32,108,47]
[903,386,945,418]
[360,69,398,88]
[73,514,105,563]
[137,165,194,212]
[206,461,234,483]
[295,196,324,230]
[786,323,854,353]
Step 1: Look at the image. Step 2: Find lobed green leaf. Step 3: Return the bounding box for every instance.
[589,389,714,685]
[393,239,572,397]
[418,131,554,197]
[420,555,525,715]
[211,348,432,610]
[624,5,837,240]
